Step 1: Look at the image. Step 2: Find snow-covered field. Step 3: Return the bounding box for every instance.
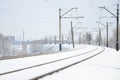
[0,45,120,80]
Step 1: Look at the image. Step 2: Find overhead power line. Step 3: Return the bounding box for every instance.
[45,0,59,9]
[87,0,100,17]
[0,8,27,19]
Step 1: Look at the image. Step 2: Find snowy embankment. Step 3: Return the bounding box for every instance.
[0,45,120,80]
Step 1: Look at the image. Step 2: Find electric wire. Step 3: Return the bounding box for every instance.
[45,0,59,9]
[86,0,100,17]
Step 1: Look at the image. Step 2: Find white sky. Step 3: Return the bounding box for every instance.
[0,0,119,40]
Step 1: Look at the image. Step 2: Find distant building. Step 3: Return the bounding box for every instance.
[5,36,15,44]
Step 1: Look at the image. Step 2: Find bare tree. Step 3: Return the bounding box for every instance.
[86,32,92,45]
[0,33,12,56]
[108,27,120,49]
[30,40,44,53]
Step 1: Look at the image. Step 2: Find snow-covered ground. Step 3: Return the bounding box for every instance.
[0,45,120,80]
[42,47,120,80]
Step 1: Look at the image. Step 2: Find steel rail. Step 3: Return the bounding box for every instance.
[31,47,105,80]
[0,46,99,77]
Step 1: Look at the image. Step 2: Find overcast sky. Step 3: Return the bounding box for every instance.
[0,0,119,40]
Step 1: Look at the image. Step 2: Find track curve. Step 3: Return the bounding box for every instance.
[0,46,105,80]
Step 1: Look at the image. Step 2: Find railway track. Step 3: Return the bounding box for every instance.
[31,47,105,80]
[0,46,105,80]
[0,46,96,76]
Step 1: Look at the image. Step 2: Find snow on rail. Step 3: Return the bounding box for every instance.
[42,47,120,80]
[0,45,91,75]
[0,45,120,80]
[31,47,105,80]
